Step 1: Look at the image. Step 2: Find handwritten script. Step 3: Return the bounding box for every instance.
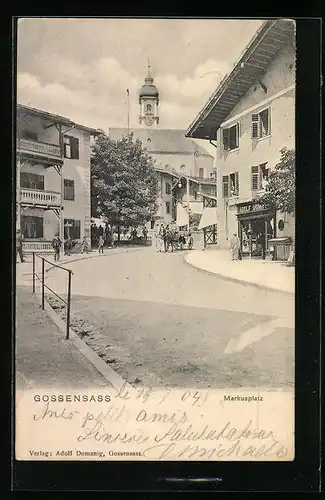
[16,386,294,461]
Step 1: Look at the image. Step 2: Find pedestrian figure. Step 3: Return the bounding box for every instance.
[230,233,240,260]
[16,229,25,263]
[98,235,105,254]
[179,231,186,251]
[142,226,148,242]
[51,233,62,261]
[166,226,175,252]
[81,236,89,254]
[187,232,194,250]
[64,236,72,256]
[163,225,169,252]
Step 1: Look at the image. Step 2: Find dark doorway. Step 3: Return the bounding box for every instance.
[238,216,274,259]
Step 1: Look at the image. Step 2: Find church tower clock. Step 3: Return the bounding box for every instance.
[139,62,159,128]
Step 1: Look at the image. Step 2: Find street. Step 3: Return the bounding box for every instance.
[43,247,294,389]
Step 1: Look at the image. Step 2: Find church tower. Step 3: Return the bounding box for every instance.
[139,61,159,128]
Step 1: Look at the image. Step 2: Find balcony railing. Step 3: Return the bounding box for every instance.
[20,188,61,207]
[22,240,54,254]
[18,138,61,159]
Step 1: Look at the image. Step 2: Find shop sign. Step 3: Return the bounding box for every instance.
[237,202,266,214]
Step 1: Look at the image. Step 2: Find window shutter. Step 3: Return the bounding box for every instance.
[222,128,230,150]
[267,107,271,135]
[251,166,259,191]
[234,172,239,195]
[222,175,229,197]
[235,123,240,148]
[75,220,81,239]
[251,114,259,139]
[70,137,80,159]
[35,217,43,238]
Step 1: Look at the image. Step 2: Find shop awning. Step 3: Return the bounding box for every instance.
[176,203,189,227]
[198,207,218,229]
[189,200,203,214]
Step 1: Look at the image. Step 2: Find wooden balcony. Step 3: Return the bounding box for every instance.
[18,138,63,166]
[20,188,61,208]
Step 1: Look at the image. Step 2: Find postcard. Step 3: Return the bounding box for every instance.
[15,17,296,463]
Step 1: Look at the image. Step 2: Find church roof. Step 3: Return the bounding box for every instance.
[108,128,213,157]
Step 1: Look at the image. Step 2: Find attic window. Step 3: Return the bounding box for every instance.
[147,138,151,142]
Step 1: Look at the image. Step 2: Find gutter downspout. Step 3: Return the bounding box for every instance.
[57,124,76,256]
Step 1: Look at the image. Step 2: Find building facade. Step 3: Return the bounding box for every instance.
[109,64,216,230]
[186,19,295,259]
[16,104,98,254]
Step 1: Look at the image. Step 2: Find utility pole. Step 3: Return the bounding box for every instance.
[186,176,190,234]
[127,89,130,135]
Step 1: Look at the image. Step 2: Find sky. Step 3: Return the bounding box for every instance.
[17,18,263,152]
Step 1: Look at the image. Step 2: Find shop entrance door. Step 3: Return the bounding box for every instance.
[238,216,274,259]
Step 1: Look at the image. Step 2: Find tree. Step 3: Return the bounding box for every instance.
[255,148,295,215]
[91,132,158,237]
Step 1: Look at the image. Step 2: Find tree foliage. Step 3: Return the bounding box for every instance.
[255,148,295,215]
[91,132,158,227]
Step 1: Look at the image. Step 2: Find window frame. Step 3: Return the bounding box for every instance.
[222,122,240,151]
[251,107,271,140]
[22,215,44,239]
[20,172,44,190]
[63,135,80,160]
[166,201,171,214]
[63,179,75,201]
[64,219,81,239]
[222,172,239,198]
[251,163,269,192]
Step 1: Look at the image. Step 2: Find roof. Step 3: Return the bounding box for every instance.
[185,19,295,140]
[17,104,100,135]
[108,128,213,157]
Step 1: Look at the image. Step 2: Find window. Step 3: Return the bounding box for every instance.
[198,168,204,178]
[64,179,75,200]
[222,123,239,151]
[63,135,79,159]
[222,172,239,198]
[21,130,38,141]
[20,172,44,190]
[166,202,171,214]
[150,220,155,230]
[146,104,152,112]
[251,108,271,139]
[165,182,171,195]
[22,216,43,239]
[222,175,229,198]
[64,219,80,239]
[251,163,269,191]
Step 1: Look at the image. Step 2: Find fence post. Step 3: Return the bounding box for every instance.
[32,252,35,294]
[41,258,45,310]
[66,270,72,340]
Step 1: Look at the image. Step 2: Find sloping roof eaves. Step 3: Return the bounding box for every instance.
[17,104,99,135]
[185,19,295,140]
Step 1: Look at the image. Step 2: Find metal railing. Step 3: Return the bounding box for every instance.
[32,252,73,339]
